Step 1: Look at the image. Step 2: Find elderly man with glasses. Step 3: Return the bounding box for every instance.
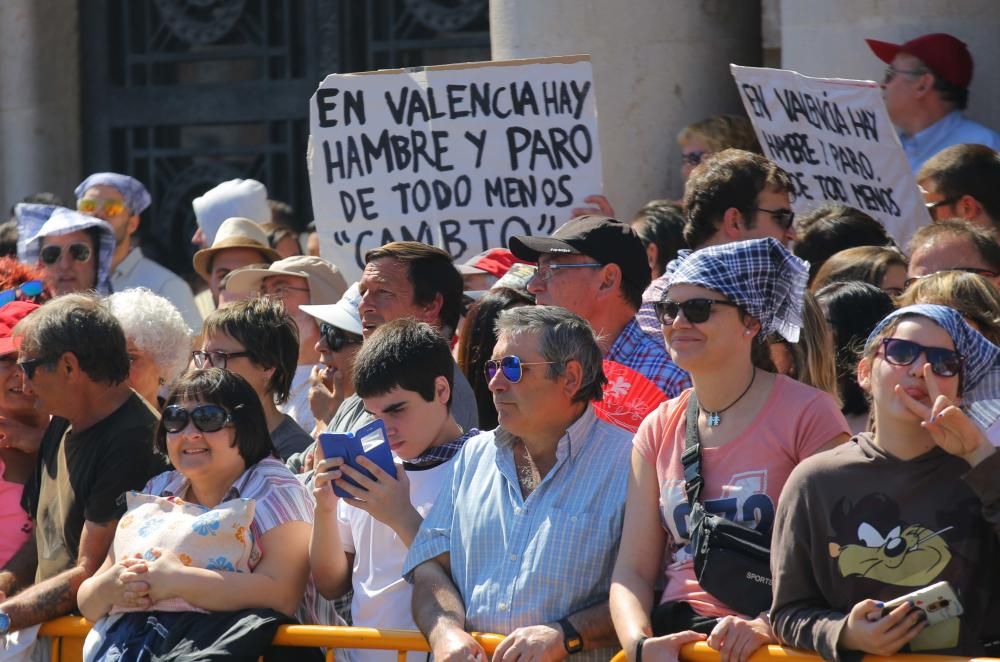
[404,305,634,662]
[866,33,1000,173]
[75,172,201,330]
[510,215,689,398]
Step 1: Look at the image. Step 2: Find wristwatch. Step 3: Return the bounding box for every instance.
[558,617,583,654]
[0,611,10,635]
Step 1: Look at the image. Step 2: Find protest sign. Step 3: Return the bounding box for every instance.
[308,55,602,279]
[731,65,927,247]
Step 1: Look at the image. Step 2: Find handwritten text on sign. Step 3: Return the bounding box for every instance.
[731,65,926,247]
[308,56,602,278]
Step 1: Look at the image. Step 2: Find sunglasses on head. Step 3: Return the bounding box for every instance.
[880,338,963,378]
[77,198,128,217]
[162,404,235,434]
[0,280,44,305]
[654,298,738,325]
[319,323,362,352]
[483,355,559,384]
[40,243,92,266]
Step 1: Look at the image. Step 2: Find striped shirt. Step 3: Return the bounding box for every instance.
[402,406,632,661]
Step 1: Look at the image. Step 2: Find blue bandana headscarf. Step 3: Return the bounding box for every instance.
[666,237,810,342]
[866,304,1000,430]
[74,172,151,215]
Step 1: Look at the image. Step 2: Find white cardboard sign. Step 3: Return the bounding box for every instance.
[308,55,603,279]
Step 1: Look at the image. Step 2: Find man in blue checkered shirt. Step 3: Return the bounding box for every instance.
[403,306,632,662]
[508,215,689,399]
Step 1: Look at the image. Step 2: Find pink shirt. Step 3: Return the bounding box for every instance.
[0,458,32,567]
[633,375,849,618]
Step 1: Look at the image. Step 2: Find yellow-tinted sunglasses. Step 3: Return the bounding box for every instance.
[77,198,128,216]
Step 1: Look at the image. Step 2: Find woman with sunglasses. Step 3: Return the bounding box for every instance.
[78,368,317,659]
[611,238,850,662]
[770,304,1000,659]
[21,207,116,296]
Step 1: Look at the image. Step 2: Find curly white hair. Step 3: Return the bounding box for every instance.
[107,287,193,386]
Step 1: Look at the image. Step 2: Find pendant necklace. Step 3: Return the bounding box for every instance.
[703,368,756,427]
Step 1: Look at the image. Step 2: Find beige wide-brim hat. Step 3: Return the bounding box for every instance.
[192,217,281,282]
[224,254,348,306]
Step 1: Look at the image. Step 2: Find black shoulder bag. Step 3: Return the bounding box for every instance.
[682,393,773,617]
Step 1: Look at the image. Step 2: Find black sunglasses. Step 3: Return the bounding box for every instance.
[654,298,738,325]
[17,356,53,380]
[880,338,963,378]
[755,206,795,230]
[162,404,236,434]
[483,355,560,384]
[319,323,362,352]
[40,243,92,266]
[191,350,251,369]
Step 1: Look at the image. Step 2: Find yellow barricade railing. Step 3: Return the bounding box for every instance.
[610,643,1000,662]
[39,618,1000,662]
[38,616,505,662]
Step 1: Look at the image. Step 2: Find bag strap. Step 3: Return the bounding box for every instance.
[682,392,704,505]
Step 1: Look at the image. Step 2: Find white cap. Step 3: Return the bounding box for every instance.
[300,282,363,336]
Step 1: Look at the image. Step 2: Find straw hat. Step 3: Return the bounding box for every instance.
[192,217,280,281]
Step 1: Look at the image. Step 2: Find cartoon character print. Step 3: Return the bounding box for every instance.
[828,493,952,587]
[662,470,775,561]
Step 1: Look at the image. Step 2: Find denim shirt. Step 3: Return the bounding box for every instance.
[403,406,632,661]
[900,110,1000,174]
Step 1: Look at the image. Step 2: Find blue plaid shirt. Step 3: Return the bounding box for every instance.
[403,406,631,660]
[607,318,690,398]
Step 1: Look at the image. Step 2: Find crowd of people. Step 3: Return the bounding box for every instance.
[0,29,995,662]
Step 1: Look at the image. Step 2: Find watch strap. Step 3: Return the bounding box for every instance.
[558,617,583,654]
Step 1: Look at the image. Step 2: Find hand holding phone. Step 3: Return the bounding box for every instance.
[881,581,963,626]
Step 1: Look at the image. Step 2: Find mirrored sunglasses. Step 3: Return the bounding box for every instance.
[77,198,128,216]
[162,404,234,434]
[0,280,44,305]
[880,338,963,378]
[483,355,559,384]
[40,243,92,266]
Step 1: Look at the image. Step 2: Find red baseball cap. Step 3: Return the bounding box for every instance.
[866,33,973,89]
[0,301,40,357]
[457,248,523,279]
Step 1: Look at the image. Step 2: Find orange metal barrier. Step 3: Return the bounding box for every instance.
[38,616,505,662]
[609,643,999,662]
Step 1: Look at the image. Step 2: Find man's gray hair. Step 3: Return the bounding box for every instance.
[107,288,193,387]
[495,305,606,403]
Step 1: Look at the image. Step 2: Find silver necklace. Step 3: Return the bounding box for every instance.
[702,369,756,427]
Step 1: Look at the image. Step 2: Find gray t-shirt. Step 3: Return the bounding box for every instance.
[271,414,313,461]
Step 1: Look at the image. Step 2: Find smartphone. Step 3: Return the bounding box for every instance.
[319,419,397,498]
[881,581,963,626]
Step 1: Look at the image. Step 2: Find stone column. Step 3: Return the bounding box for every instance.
[0,0,82,212]
[781,0,1000,135]
[491,0,762,215]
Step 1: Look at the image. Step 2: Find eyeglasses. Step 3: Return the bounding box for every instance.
[925,198,959,220]
[191,350,251,369]
[162,404,235,434]
[17,356,53,380]
[903,268,999,289]
[654,298,738,325]
[883,66,929,84]
[319,322,362,352]
[880,338,963,378]
[754,207,795,231]
[532,262,602,283]
[260,284,311,299]
[681,151,706,167]
[77,198,128,217]
[0,280,44,305]
[484,355,560,384]
[39,243,92,266]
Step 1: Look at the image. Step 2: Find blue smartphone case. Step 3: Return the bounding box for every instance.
[319,419,397,498]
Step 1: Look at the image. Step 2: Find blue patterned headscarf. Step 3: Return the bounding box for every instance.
[866,304,1000,430]
[666,237,809,342]
[19,207,117,295]
[74,172,151,215]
